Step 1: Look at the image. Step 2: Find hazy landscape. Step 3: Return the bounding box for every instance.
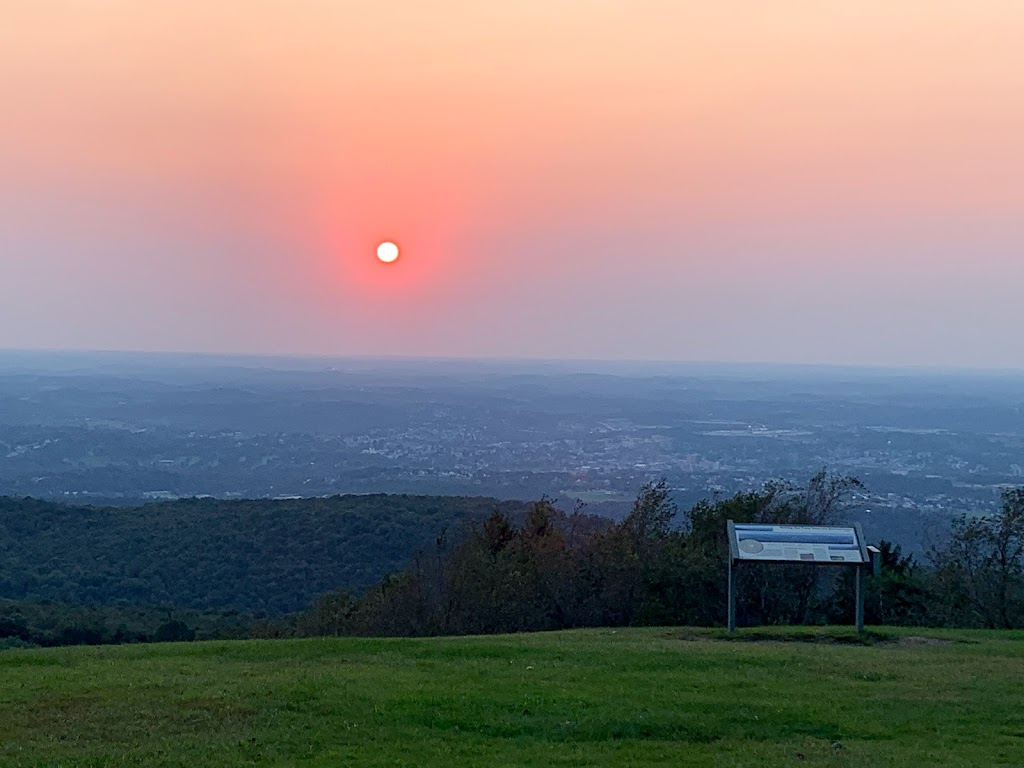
[4,0,1024,763]
[3,351,1022,552]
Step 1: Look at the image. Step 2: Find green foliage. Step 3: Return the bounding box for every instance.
[6,479,1024,646]
[285,474,883,637]
[0,494,526,614]
[283,473,1024,637]
[0,598,249,647]
[2,627,1024,766]
[929,489,1024,628]
[154,619,197,643]
[827,541,929,627]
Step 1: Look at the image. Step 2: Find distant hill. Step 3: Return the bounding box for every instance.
[0,495,528,614]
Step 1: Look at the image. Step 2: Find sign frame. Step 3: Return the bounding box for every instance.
[726,520,870,633]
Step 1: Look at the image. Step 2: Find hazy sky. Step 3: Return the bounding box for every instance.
[2,1,1022,367]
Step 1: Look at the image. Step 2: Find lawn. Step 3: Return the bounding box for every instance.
[1,627,1023,767]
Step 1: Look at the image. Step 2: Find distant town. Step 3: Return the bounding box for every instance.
[2,352,1022,550]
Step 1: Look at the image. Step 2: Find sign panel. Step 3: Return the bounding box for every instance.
[731,523,866,564]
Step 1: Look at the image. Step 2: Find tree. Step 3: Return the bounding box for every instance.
[826,540,927,626]
[298,589,355,636]
[153,619,195,643]
[482,509,515,555]
[681,471,861,627]
[804,468,864,525]
[929,489,1024,628]
[622,479,677,553]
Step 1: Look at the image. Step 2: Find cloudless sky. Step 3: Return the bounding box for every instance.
[2,1,1022,367]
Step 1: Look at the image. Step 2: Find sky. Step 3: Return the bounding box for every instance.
[1,1,1023,368]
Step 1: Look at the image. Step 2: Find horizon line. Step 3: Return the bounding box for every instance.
[2,346,1024,377]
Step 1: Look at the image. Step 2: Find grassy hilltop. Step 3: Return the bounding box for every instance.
[2,627,1023,767]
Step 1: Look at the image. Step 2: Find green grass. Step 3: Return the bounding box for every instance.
[2,627,1024,766]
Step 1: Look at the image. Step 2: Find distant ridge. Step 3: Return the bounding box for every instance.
[0,494,529,614]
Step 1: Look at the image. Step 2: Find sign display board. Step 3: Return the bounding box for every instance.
[726,520,871,633]
[731,523,866,564]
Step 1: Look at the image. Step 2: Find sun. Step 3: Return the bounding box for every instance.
[376,241,399,264]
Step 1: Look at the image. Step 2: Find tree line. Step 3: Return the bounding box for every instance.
[0,494,525,613]
[280,473,1024,638]
[4,476,1024,649]
[0,600,255,650]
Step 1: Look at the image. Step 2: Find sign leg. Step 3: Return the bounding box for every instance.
[855,566,865,633]
[728,558,736,633]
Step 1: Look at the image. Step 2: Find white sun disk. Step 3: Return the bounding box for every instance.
[377,241,399,263]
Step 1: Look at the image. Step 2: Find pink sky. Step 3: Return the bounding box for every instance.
[2,1,1023,367]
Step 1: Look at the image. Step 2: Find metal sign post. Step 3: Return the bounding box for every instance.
[727,554,736,633]
[855,565,864,633]
[726,520,871,633]
[726,520,739,633]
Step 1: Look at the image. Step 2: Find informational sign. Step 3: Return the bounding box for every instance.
[730,523,866,564]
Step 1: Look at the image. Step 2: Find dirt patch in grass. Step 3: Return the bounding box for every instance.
[673,629,892,646]
[880,636,953,648]
[672,629,967,648]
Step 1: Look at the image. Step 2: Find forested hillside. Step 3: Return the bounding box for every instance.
[0,495,527,613]
[286,480,1024,637]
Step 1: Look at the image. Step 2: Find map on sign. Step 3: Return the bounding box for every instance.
[732,523,866,564]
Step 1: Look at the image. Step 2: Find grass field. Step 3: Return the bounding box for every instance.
[2,627,1023,767]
